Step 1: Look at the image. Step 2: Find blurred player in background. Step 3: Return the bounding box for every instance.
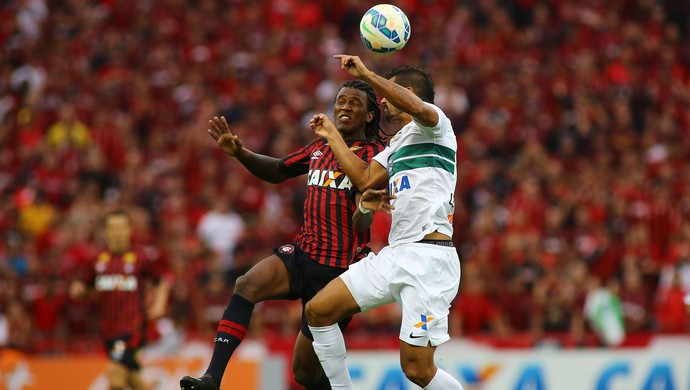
[306,56,463,389]
[70,209,171,390]
[180,80,386,390]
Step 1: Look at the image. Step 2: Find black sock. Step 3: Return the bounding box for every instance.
[205,294,255,383]
[307,372,332,390]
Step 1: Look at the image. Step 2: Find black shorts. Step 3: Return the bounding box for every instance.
[104,334,141,371]
[273,243,353,340]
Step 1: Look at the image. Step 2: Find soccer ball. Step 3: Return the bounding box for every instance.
[359,4,411,53]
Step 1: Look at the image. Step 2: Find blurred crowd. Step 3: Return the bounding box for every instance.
[1,0,690,355]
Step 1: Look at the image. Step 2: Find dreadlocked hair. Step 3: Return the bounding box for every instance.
[339,80,384,143]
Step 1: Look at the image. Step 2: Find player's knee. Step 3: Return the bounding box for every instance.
[305,298,333,326]
[233,274,259,301]
[304,299,319,324]
[401,360,436,387]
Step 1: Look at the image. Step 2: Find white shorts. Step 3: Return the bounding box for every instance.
[341,241,461,347]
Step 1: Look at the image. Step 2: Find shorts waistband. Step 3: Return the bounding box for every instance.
[416,239,454,247]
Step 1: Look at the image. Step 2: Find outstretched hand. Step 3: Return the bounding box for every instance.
[208,116,243,157]
[334,55,372,80]
[310,113,339,140]
[360,189,396,214]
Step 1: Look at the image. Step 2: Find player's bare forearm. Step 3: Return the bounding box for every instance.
[210,115,289,182]
[236,149,291,184]
[361,71,438,127]
[353,210,374,232]
[311,113,373,188]
[353,189,394,232]
[324,132,376,190]
[353,193,374,232]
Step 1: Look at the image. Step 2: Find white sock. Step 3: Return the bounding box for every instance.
[424,368,464,390]
[308,324,353,390]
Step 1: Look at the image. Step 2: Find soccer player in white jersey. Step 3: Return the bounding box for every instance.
[306,54,463,390]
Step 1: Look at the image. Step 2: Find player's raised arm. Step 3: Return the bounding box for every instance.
[334,55,438,128]
[208,115,291,184]
[310,113,388,191]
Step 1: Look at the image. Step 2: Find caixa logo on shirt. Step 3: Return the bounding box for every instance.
[307,169,353,189]
[389,175,411,195]
[95,274,138,291]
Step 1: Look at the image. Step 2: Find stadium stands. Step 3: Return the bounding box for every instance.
[1,0,689,357]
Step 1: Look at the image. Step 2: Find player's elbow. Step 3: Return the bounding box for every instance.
[411,105,439,128]
[265,170,291,184]
[353,163,388,192]
[352,176,380,192]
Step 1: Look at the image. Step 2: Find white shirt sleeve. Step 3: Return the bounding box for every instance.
[413,103,450,137]
[372,145,392,172]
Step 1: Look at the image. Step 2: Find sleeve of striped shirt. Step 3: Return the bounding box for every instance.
[277,139,318,177]
[372,144,391,173]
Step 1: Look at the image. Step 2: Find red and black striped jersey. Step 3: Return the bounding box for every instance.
[82,247,166,342]
[279,137,385,268]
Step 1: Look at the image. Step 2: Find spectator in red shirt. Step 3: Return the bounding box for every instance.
[496,271,534,333]
[618,262,653,332]
[29,278,68,353]
[2,0,690,362]
[450,263,508,336]
[655,266,690,333]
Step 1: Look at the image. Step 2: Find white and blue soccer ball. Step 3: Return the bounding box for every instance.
[359,4,411,53]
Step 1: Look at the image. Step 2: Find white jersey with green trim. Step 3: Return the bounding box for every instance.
[372,103,457,245]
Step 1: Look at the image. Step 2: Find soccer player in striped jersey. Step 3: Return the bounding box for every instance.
[306,56,464,389]
[70,209,171,390]
[181,80,385,390]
